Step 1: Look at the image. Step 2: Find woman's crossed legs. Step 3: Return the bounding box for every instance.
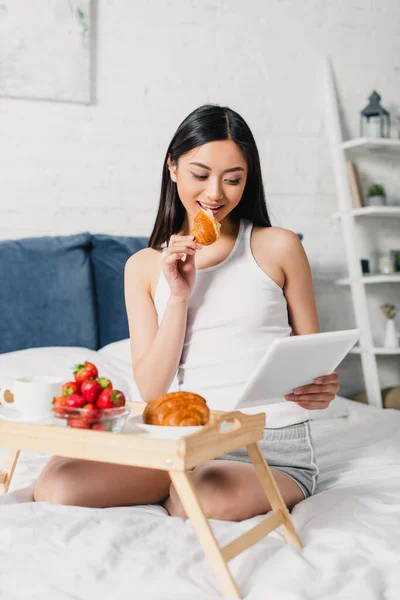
[33,456,304,520]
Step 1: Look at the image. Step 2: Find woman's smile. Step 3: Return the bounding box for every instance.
[196,200,224,217]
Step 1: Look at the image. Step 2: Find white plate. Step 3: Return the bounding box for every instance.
[128,414,203,439]
[0,404,54,424]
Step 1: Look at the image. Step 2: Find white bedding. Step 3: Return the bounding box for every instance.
[0,344,399,600]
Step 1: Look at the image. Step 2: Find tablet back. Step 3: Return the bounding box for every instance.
[234,329,360,409]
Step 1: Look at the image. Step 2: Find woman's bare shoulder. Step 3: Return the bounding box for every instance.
[252,225,302,255]
[125,247,162,287]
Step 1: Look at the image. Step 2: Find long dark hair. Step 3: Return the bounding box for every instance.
[148,104,271,249]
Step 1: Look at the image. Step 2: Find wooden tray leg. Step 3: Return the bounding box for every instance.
[0,449,21,494]
[169,470,241,599]
[246,442,303,548]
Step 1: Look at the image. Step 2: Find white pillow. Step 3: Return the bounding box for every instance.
[0,346,133,399]
[97,339,146,401]
[98,338,132,364]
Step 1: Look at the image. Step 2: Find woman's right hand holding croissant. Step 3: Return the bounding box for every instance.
[162,235,203,300]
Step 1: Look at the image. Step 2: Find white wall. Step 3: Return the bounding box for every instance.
[1,0,399,395]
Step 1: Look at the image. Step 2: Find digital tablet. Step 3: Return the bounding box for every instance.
[233,329,360,409]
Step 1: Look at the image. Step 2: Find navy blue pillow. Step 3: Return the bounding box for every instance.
[90,235,149,348]
[0,233,97,354]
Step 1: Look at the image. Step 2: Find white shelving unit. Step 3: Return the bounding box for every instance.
[323,57,400,408]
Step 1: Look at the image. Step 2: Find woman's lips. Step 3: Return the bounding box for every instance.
[196,201,223,216]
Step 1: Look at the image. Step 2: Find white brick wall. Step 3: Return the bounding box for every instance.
[1,0,399,395]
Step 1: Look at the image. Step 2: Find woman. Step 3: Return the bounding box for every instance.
[34,105,339,519]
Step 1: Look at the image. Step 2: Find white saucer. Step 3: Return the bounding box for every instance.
[128,414,203,439]
[0,404,54,424]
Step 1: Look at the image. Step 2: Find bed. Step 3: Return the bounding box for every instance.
[1,340,399,600]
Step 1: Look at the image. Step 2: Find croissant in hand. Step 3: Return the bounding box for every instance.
[190,208,221,246]
[143,391,210,427]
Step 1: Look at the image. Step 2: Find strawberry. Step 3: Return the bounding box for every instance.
[96,377,113,390]
[53,395,67,416]
[81,403,101,424]
[62,381,80,396]
[80,380,102,403]
[73,362,99,384]
[68,417,90,429]
[65,393,86,409]
[91,423,107,431]
[96,389,126,409]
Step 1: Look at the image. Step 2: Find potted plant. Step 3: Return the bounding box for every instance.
[380,303,399,348]
[367,183,386,206]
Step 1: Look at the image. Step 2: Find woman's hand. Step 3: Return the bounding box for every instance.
[284,371,340,410]
[162,235,203,301]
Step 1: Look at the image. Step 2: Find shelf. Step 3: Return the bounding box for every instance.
[336,274,400,285]
[350,346,400,355]
[341,137,400,152]
[324,57,399,409]
[351,206,400,217]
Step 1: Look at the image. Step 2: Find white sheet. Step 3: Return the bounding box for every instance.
[0,345,399,600]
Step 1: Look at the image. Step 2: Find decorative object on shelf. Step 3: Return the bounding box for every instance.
[367,183,386,207]
[390,249,400,272]
[347,161,364,208]
[352,387,400,409]
[380,303,399,348]
[360,91,391,138]
[382,387,400,410]
[378,253,395,275]
[360,258,370,274]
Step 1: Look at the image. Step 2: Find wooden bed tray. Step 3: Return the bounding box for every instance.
[0,402,302,598]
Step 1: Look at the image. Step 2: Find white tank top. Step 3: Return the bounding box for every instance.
[155,218,309,428]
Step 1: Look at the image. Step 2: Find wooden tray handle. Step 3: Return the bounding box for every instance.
[205,411,250,435]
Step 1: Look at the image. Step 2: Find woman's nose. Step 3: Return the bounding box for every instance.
[206,182,224,202]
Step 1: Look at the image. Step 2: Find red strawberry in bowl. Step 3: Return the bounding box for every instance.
[62,381,80,396]
[96,377,113,390]
[91,423,107,431]
[65,393,86,409]
[81,403,101,424]
[96,389,126,409]
[69,416,90,429]
[52,395,67,416]
[73,362,99,384]
[80,380,102,403]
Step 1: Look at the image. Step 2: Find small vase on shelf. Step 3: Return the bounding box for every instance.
[367,183,386,207]
[380,304,399,348]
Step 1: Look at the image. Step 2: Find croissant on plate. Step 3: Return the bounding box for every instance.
[143,391,210,426]
[190,208,221,246]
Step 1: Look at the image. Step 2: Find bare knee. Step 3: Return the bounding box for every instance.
[33,459,82,505]
[165,464,241,521]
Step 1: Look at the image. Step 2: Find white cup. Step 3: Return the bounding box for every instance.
[0,375,63,419]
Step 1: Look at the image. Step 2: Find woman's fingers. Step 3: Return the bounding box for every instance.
[284,370,340,409]
[289,383,338,396]
[168,236,203,254]
[313,372,339,385]
[165,253,187,265]
[288,372,339,396]
[164,236,203,266]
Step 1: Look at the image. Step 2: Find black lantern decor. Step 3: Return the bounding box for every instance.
[360,91,390,138]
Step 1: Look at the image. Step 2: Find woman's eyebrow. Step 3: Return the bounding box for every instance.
[189,161,245,173]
